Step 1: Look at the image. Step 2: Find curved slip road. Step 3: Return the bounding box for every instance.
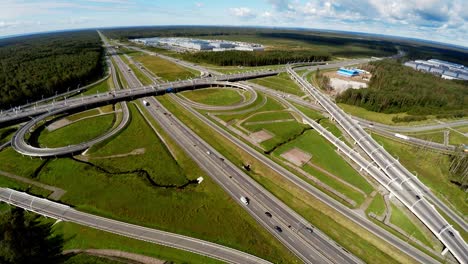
[0,188,271,264]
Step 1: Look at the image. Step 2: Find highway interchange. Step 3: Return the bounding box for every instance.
[0,32,466,263]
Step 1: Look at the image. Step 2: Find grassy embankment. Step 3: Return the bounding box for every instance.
[37,114,115,148]
[250,72,305,96]
[389,204,434,248]
[180,88,244,106]
[366,194,386,216]
[158,94,419,264]
[0,103,299,263]
[132,54,198,81]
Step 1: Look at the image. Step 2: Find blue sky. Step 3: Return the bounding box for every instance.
[1,0,467,47]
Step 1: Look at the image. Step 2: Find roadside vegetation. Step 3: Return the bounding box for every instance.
[132,54,197,81]
[337,60,468,120]
[249,72,305,96]
[0,30,105,109]
[181,88,244,106]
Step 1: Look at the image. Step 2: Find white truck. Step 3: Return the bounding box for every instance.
[240,196,249,205]
[394,133,409,140]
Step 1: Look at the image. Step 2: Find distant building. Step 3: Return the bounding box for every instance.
[130,37,264,52]
[404,59,468,81]
[337,68,360,77]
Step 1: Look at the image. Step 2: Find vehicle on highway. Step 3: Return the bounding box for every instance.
[274,226,282,233]
[142,100,150,106]
[306,227,314,233]
[265,212,272,218]
[240,196,249,205]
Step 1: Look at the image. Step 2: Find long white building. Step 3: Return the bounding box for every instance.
[130,37,264,52]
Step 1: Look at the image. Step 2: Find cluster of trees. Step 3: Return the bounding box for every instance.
[449,152,468,190]
[0,30,105,109]
[315,69,332,91]
[181,50,330,66]
[0,207,64,263]
[336,60,468,117]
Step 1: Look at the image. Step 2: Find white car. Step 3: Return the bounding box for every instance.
[240,196,249,205]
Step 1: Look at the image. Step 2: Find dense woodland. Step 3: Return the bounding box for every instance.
[0,30,104,109]
[336,60,468,118]
[181,50,330,66]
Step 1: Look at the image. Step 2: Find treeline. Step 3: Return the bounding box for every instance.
[181,50,330,66]
[0,30,104,109]
[336,60,468,117]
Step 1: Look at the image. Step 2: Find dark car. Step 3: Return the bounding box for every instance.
[265,212,272,218]
[448,231,455,237]
[274,226,282,233]
[306,227,314,233]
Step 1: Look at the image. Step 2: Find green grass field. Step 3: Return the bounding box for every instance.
[181,88,244,106]
[273,130,374,194]
[133,54,197,81]
[129,63,153,86]
[0,126,17,145]
[405,129,467,146]
[389,204,434,248]
[216,94,285,122]
[157,94,419,264]
[249,72,305,96]
[371,134,467,218]
[30,103,298,263]
[366,194,386,216]
[56,222,222,264]
[244,121,310,152]
[66,109,101,122]
[0,174,52,198]
[38,114,115,148]
[243,111,294,123]
[339,104,438,125]
[81,77,111,96]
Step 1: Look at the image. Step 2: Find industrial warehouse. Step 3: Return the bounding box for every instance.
[404,59,468,80]
[130,37,264,52]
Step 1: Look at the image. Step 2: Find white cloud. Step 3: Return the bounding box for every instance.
[229,7,256,19]
[195,2,204,8]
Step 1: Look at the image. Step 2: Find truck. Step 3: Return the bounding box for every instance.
[240,196,249,205]
[142,100,150,106]
[394,133,409,140]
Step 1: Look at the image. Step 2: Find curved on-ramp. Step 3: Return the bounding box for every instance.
[0,188,271,264]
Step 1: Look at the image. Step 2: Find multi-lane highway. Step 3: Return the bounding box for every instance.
[113,45,362,263]
[0,188,271,264]
[287,65,468,263]
[171,92,442,264]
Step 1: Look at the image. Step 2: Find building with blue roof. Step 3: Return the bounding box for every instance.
[337,68,360,77]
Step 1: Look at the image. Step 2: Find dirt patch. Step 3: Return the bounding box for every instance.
[281,147,312,167]
[250,129,274,143]
[47,118,71,132]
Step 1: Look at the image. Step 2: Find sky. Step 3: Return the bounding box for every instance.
[1,0,467,47]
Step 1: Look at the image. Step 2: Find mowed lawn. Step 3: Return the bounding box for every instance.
[249,72,305,96]
[244,121,310,152]
[181,88,244,106]
[38,114,115,148]
[134,55,197,81]
[273,130,374,194]
[389,204,434,248]
[366,194,386,216]
[33,104,297,263]
[56,222,222,264]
